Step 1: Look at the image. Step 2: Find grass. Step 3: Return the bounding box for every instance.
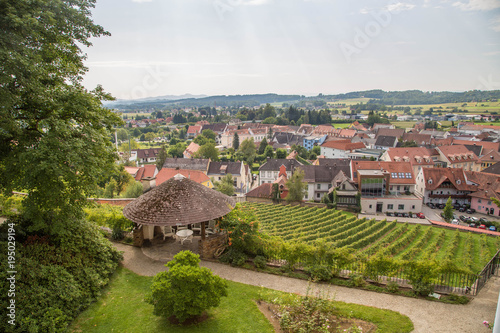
[70,266,414,333]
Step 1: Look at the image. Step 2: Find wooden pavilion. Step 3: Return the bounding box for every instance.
[123,174,235,250]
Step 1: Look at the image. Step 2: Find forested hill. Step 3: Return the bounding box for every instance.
[114,93,303,110]
[113,90,500,111]
[325,89,500,105]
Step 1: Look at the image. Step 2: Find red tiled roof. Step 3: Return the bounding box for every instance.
[479,149,500,163]
[453,140,500,152]
[437,145,478,164]
[246,183,273,198]
[422,168,476,191]
[321,140,365,151]
[351,161,415,184]
[187,125,202,134]
[156,168,210,186]
[386,147,434,166]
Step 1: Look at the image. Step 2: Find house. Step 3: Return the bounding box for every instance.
[186,125,202,138]
[374,128,404,139]
[162,158,210,174]
[330,170,358,207]
[380,147,435,178]
[297,159,351,201]
[132,148,162,163]
[435,145,480,171]
[258,158,303,185]
[483,161,500,176]
[466,171,500,217]
[400,132,432,146]
[183,142,200,159]
[220,127,268,148]
[374,135,398,149]
[452,140,500,153]
[320,140,366,159]
[207,161,251,193]
[124,164,158,191]
[312,124,336,136]
[351,160,422,214]
[479,149,500,170]
[414,168,476,206]
[303,135,327,151]
[271,132,305,149]
[155,168,213,188]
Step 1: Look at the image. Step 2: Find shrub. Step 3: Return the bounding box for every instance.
[386,281,400,293]
[219,248,247,267]
[111,225,125,240]
[0,217,122,333]
[348,273,366,287]
[253,255,267,269]
[305,264,334,282]
[145,251,228,323]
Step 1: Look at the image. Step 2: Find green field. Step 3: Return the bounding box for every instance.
[240,202,500,274]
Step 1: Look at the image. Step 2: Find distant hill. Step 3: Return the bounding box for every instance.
[113,93,303,110]
[109,90,500,111]
[323,89,500,105]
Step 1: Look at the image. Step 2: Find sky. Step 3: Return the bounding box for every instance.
[82,0,500,100]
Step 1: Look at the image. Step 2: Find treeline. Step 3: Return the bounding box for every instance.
[324,89,500,105]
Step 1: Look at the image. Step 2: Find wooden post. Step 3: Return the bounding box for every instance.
[201,221,206,241]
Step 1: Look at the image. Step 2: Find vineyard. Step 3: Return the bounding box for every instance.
[240,202,500,274]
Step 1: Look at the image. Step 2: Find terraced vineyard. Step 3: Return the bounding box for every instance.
[240,202,500,273]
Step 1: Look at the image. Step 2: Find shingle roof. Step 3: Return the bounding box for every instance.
[123,175,235,226]
[437,145,478,164]
[479,149,500,163]
[162,157,210,171]
[375,128,404,139]
[386,147,434,166]
[245,183,273,198]
[401,133,432,145]
[453,140,500,153]
[207,161,243,176]
[259,158,303,171]
[136,148,161,160]
[315,158,351,178]
[482,163,500,175]
[374,135,396,147]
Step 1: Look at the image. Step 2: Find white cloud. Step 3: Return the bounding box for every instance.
[484,51,500,55]
[452,0,500,11]
[132,0,153,2]
[386,2,417,13]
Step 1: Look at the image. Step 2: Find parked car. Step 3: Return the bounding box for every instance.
[479,217,489,223]
[451,219,459,225]
[427,202,435,209]
[458,207,466,212]
[386,212,394,217]
[403,213,410,218]
[437,203,445,209]
[470,217,479,223]
[489,226,497,231]
[460,215,469,222]
[453,204,461,210]
[469,223,477,228]
[411,213,418,218]
[479,224,487,229]
[417,212,426,219]
[466,208,476,214]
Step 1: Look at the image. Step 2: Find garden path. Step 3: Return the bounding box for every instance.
[113,242,499,333]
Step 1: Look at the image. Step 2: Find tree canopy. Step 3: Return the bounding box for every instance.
[285,169,307,202]
[0,0,122,233]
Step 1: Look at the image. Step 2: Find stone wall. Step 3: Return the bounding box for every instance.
[198,233,228,259]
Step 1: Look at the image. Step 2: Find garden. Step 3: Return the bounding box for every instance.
[218,202,500,297]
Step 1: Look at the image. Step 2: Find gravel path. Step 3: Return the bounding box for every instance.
[113,242,499,333]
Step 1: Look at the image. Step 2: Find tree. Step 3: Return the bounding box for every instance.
[156,145,168,171]
[214,174,235,196]
[267,127,273,140]
[285,169,307,202]
[262,117,276,124]
[195,142,219,161]
[264,145,274,159]
[401,140,418,147]
[443,197,454,222]
[276,148,287,159]
[116,128,129,142]
[238,138,256,165]
[144,132,156,143]
[146,251,228,323]
[201,129,216,141]
[168,142,186,158]
[258,137,268,154]
[0,0,122,233]
[233,132,240,150]
[123,181,143,198]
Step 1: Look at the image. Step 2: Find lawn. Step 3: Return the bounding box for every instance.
[70,266,413,333]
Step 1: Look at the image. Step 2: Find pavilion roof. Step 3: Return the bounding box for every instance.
[123,174,235,226]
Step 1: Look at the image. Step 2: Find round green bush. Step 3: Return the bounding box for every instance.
[253,255,267,269]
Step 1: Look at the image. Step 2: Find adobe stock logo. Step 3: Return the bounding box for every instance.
[339,5,404,64]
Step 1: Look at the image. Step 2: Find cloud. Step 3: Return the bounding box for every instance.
[386,2,417,12]
[484,51,500,55]
[452,0,500,11]
[132,0,153,3]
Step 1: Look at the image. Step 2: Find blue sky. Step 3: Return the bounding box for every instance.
[82,0,500,99]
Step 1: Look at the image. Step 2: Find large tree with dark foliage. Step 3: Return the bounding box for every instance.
[0,0,122,234]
